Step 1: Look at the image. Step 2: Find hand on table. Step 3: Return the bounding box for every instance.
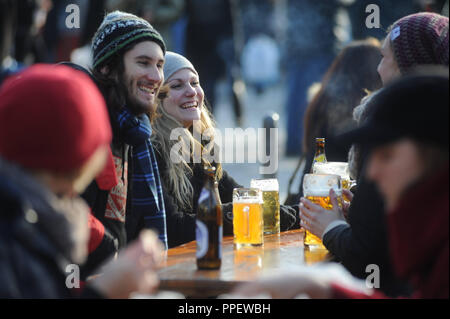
[231,272,331,299]
[300,188,350,239]
[230,263,372,299]
[89,230,164,299]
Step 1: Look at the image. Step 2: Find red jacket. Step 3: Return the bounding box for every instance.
[333,167,449,299]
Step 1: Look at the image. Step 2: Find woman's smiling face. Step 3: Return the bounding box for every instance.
[162,68,204,128]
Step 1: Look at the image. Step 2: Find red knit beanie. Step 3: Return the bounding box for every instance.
[390,12,449,74]
[0,64,112,172]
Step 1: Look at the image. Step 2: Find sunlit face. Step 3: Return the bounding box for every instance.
[367,139,425,211]
[377,36,401,86]
[122,41,164,115]
[162,68,204,128]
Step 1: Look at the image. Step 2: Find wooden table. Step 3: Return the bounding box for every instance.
[157,229,331,298]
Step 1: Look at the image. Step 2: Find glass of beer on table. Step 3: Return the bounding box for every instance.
[250,178,280,235]
[302,174,343,248]
[232,188,264,248]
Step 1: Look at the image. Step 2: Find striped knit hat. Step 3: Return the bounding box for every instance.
[389,12,449,74]
[91,11,166,70]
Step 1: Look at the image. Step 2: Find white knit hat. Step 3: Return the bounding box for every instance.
[163,51,198,83]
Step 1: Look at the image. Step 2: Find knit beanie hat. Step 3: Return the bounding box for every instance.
[163,51,198,83]
[389,12,449,74]
[0,64,112,172]
[92,11,166,70]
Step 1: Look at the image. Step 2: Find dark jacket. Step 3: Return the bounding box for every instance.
[323,162,412,297]
[156,151,297,248]
[155,149,239,248]
[323,175,411,297]
[0,158,102,298]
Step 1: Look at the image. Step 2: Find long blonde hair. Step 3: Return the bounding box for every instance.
[152,89,223,211]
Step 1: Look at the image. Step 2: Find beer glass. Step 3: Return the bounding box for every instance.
[250,178,280,235]
[232,188,264,248]
[312,162,355,190]
[302,174,342,248]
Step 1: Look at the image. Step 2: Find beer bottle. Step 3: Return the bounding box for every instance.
[311,137,327,172]
[196,166,222,269]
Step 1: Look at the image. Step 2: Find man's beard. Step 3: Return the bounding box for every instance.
[119,75,158,120]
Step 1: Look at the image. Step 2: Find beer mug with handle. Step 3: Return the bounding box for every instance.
[232,188,264,248]
[302,174,342,248]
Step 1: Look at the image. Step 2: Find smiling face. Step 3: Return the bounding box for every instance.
[122,41,164,115]
[162,68,204,127]
[377,36,401,86]
[367,139,425,211]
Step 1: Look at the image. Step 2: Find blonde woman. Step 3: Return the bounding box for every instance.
[152,52,296,247]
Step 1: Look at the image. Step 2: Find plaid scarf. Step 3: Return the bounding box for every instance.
[116,107,167,249]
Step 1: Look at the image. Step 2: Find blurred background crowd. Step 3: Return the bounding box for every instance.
[1,0,448,201]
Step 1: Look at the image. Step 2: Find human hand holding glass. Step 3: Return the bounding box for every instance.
[300,174,344,248]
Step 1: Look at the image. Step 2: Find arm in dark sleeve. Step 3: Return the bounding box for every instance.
[163,184,196,248]
[322,177,412,298]
[217,170,241,236]
[322,179,387,279]
[280,204,297,231]
[217,169,242,203]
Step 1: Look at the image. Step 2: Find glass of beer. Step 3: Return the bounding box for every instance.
[232,188,264,248]
[250,178,280,235]
[312,162,355,190]
[302,174,342,248]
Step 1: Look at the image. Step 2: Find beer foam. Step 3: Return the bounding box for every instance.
[313,162,350,179]
[233,197,263,204]
[250,178,279,191]
[303,174,343,197]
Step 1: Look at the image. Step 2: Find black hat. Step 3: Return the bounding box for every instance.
[337,69,449,149]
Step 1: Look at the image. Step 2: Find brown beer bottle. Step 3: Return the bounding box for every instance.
[311,137,327,172]
[196,166,223,269]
